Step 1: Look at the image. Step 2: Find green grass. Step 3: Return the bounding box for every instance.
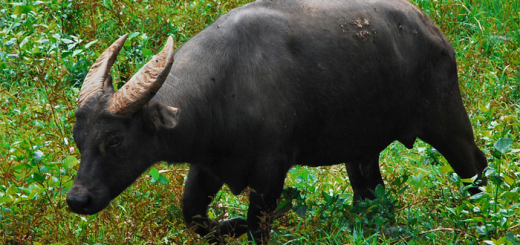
[1,0,519,244]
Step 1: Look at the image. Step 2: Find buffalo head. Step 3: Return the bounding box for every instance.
[66,35,178,214]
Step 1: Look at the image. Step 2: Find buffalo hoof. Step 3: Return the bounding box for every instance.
[206,217,248,244]
[219,217,248,237]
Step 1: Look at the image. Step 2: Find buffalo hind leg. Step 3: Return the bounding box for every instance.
[420,94,487,194]
[183,165,248,244]
[345,154,385,204]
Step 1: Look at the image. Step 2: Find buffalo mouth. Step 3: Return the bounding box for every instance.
[66,185,111,215]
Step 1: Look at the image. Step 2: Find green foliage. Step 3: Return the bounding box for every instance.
[1,0,519,244]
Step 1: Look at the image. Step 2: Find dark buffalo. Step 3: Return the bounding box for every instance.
[67,0,487,243]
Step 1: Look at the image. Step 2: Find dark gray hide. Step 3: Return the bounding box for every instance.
[67,0,488,243]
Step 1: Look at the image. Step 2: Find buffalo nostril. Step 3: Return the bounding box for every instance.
[66,194,91,212]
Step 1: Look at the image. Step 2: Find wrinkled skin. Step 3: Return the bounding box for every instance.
[67,0,488,243]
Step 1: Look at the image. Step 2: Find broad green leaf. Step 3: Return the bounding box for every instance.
[502,115,514,121]
[398,185,409,194]
[504,175,515,185]
[72,50,83,57]
[322,191,331,203]
[375,184,385,197]
[438,164,453,173]
[14,5,33,15]
[27,185,41,199]
[479,104,489,113]
[139,33,149,41]
[276,198,292,215]
[39,166,49,173]
[85,39,98,49]
[149,167,160,180]
[5,38,17,48]
[292,205,307,218]
[158,175,168,184]
[63,156,78,167]
[496,236,506,245]
[484,167,496,177]
[32,172,45,183]
[129,32,140,39]
[463,216,483,222]
[142,48,152,57]
[20,36,30,49]
[61,39,74,44]
[469,192,486,200]
[33,150,44,161]
[7,185,18,196]
[507,232,519,245]
[12,163,31,171]
[62,51,72,58]
[67,43,77,51]
[461,175,477,183]
[500,192,519,201]
[494,138,513,154]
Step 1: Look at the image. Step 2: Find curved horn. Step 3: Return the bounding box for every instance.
[78,34,128,107]
[107,36,175,116]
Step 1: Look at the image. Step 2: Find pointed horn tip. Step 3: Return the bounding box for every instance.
[93,34,128,63]
[166,36,175,51]
[114,34,129,46]
[166,36,175,62]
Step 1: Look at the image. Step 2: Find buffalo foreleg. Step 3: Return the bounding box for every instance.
[183,165,249,243]
[345,154,385,204]
[247,161,289,244]
[182,165,224,243]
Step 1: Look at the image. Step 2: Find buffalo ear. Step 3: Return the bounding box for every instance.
[146,102,179,129]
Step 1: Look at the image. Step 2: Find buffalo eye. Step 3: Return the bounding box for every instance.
[106,135,123,149]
